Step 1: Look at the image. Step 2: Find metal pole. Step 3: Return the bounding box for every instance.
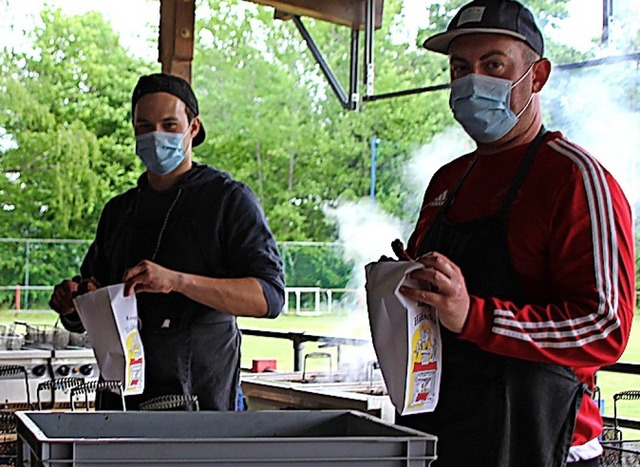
[349,28,360,111]
[24,240,30,310]
[364,0,375,96]
[602,0,612,44]
[292,16,350,108]
[370,136,377,204]
[292,336,305,372]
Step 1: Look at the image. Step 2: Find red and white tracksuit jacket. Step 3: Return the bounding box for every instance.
[406,131,636,459]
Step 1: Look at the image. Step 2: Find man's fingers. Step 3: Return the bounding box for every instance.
[49,280,79,315]
[123,277,141,296]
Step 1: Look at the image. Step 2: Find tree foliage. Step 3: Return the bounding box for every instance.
[0,8,153,238]
[1,0,636,292]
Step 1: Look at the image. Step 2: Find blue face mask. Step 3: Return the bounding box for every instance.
[449,66,534,143]
[135,130,189,175]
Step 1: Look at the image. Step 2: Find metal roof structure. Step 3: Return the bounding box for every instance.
[158,0,637,110]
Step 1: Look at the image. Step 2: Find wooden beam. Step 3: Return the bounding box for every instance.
[248,0,384,29]
[159,0,195,82]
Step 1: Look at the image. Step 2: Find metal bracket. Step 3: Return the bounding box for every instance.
[289,0,450,108]
[290,0,377,110]
[292,16,360,111]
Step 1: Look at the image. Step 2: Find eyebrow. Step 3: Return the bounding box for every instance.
[134,116,180,124]
[450,50,510,63]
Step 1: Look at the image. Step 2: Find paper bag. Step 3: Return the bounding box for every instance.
[74,283,145,395]
[365,261,441,415]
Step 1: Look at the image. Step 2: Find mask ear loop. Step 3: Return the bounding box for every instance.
[515,93,535,119]
[511,62,536,89]
[181,124,194,153]
[512,62,537,118]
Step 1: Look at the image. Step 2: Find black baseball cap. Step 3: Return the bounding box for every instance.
[423,0,544,57]
[131,73,206,147]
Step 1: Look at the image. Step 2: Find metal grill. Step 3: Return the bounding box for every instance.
[0,411,16,467]
[601,390,640,466]
[36,377,86,410]
[602,440,640,467]
[0,365,30,407]
[70,380,125,411]
[139,394,200,411]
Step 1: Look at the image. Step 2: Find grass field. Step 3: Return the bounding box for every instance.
[2,309,640,436]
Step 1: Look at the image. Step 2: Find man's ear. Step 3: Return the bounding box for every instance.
[190,116,201,140]
[532,58,551,93]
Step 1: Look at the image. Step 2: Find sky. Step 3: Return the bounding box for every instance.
[0,0,160,60]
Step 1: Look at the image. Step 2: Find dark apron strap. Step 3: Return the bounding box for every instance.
[498,126,547,218]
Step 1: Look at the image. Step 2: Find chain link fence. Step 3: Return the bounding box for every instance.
[0,238,361,314]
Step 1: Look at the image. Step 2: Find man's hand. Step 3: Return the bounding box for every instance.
[122,260,178,296]
[399,251,470,333]
[49,279,79,315]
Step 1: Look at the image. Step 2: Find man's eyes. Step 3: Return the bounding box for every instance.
[134,124,154,133]
[162,122,179,131]
[483,61,506,75]
[450,64,469,78]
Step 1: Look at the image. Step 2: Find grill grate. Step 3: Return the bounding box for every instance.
[0,366,31,407]
[139,395,200,411]
[0,411,16,467]
[602,440,640,466]
[70,380,125,411]
[600,390,640,466]
[37,377,86,410]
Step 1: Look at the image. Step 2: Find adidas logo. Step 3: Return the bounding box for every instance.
[427,190,448,207]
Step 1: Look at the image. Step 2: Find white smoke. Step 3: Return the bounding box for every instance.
[544,72,640,214]
[544,0,640,219]
[323,127,474,376]
[405,126,476,198]
[545,67,639,214]
[325,200,407,291]
[326,126,474,296]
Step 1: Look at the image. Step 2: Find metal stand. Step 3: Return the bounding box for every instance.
[0,365,30,408]
[37,377,85,410]
[70,380,125,411]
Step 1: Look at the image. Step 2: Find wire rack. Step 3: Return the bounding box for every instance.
[139,394,200,411]
[601,390,640,466]
[0,366,30,407]
[36,377,86,410]
[0,411,16,467]
[70,380,125,411]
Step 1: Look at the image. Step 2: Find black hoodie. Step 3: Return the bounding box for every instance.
[62,163,285,410]
[70,162,284,329]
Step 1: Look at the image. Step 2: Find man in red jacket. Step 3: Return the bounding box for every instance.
[397,1,636,465]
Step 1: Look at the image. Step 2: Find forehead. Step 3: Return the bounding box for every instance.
[133,92,187,120]
[449,33,526,62]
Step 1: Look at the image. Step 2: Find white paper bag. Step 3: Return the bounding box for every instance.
[365,261,442,415]
[73,283,145,395]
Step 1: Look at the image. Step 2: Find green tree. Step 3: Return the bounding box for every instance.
[0,8,154,239]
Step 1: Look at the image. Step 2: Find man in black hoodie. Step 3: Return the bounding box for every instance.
[49,73,285,411]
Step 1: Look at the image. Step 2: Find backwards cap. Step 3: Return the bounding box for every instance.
[131,73,206,147]
[423,0,544,56]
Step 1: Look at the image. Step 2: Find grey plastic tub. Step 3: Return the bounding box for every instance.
[16,410,436,466]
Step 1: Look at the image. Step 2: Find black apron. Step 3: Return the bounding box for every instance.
[96,185,240,411]
[399,130,585,467]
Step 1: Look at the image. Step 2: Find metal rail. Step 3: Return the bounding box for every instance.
[362,52,640,102]
[240,328,369,372]
[241,328,640,431]
[599,363,640,432]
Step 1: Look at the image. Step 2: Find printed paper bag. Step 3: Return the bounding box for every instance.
[365,261,441,415]
[74,283,145,395]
